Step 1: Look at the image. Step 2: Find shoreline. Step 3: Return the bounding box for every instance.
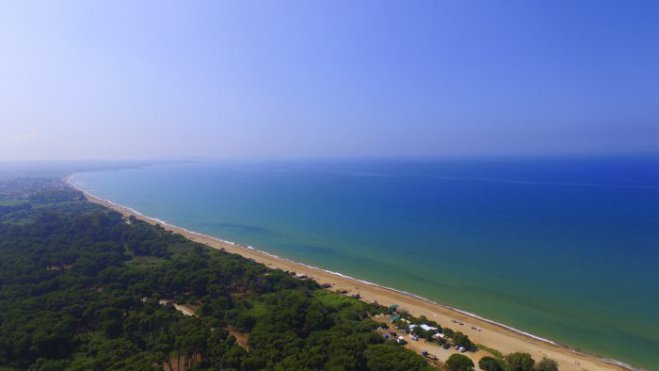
[65,175,633,371]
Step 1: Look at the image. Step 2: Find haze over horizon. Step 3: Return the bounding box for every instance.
[2,1,658,161]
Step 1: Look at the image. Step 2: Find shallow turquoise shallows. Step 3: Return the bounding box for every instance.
[72,157,659,369]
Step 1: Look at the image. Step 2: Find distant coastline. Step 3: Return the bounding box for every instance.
[65,174,634,371]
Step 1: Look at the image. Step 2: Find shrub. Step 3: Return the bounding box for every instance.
[446,353,474,371]
[506,352,535,371]
[535,357,558,371]
[478,356,504,371]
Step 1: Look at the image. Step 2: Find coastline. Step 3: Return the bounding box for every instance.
[65,175,633,371]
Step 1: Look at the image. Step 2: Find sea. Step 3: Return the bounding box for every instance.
[71,156,659,369]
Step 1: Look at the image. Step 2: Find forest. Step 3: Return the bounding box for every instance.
[0,178,558,371]
[0,180,435,370]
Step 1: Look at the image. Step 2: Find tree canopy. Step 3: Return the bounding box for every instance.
[446,353,474,371]
[506,352,536,371]
[0,182,434,370]
[478,356,504,371]
[0,179,559,371]
[536,357,559,371]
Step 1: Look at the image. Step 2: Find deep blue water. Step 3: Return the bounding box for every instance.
[72,156,659,369]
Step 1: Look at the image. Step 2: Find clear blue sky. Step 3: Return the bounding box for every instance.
[1,1,658,160]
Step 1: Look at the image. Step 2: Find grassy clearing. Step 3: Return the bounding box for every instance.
[248,300,269,318]
[168,242,200,256]
[314,289,362,308]
[476,343,504,359]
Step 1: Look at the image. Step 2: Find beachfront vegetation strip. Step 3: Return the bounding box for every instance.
[0,181,434,370]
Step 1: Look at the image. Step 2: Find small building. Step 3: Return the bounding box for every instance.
[390,315,401,323]
[388,304,399,312]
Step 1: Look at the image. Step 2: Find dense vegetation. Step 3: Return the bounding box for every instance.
[445,354,473,371]
[0,182,433,370]
[0,178,560,371]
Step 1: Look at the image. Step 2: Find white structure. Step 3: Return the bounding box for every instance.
[420,324,438,332]
[409,323,439,332]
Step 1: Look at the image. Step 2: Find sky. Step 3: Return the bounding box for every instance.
[1,1,658,161]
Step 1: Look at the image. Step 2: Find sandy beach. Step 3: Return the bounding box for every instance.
[68,178,631,371]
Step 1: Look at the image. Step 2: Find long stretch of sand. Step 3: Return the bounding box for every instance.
[66,178,632,371]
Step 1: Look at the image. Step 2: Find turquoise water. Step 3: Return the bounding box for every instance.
[72,157,659,369]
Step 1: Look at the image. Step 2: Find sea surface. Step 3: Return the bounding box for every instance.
[72,157,659,369]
